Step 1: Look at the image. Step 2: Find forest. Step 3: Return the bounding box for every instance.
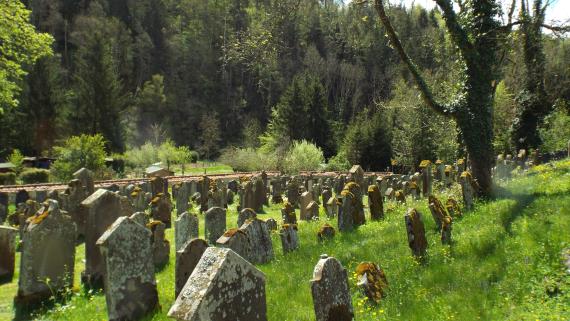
[1,0,569,184]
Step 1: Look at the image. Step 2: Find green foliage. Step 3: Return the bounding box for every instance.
[51,134,107,182]
[493,81,517,154]
[219,147,277,172]
[130,74,167,146]
[7,149,24,174]
[342,108,392,171]
[326,150,351,171]
[0,172,16,185]
[199,112,222,160]
[539,102,570,152]
[0,0,53,111]
[124,140,197,174]
[19,168,50,184]
[283,140,325,174]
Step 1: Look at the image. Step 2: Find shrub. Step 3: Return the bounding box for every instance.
[539,102,570,152]
[20,168,50,184]
[326,151,351,171]
[0,172,16,185]
[8,149,24,174]
[219,147,277,172]
[51,134,107,182]
[283,140,324,174]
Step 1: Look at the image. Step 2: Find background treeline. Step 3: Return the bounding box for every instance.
[1,0,569,174]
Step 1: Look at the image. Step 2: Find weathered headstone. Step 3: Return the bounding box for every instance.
[281,201,297,225]
[168,247,267,321]
[459,171,477,210]
[445,198,462,218]
[317,224,336,242]
[175,182,190,215]
[175,238,209,298]
[368,185,384,220]
[253,176,266,212]
[441,216,453,245]
[306,201,320,221]
[286,178,300,208]
[150,176,167,197]
[299,191,313,221]
[216,228,251,262]
[321,189,332,208]
[270,179,283,204]
[310,254,354,321]
[73,167,95,195]
[419,160,433,197]
[338,182,364,232]
[265,218,278,231]
[428,195,448,231]
[349,165,365,193]
[15,200,75,306]
[130,211,149,226]
[279,224,299,254]
[240,218,274,264]
[175,212,199,251]
[151,192,173,228]
[395,190,406,203]
[325,196,338,218]
[238,208,257,227]
[0,226,18,283]
[404,208,428,258]
[149,221,170,267]
[80,189,124,287]
[60,179,89,239]
[0,192,8,224]
[355,262,388,303]
[96,216,158,321]
[204,207,226,244]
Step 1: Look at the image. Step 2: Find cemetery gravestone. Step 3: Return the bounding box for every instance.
[238,208,257,228]
[281,201,297,224]
[310,254,354,321]
[355,262,388,303]
[404,208,428,258]
[216,228,252,263]
[175,212,199,251]
[204,207,226,244]
[279,224,299,254]
[0,226,18,283]
[368,185,384,220]
[175,238,209,298]
[240,218,274,264]
[149,221,170,267]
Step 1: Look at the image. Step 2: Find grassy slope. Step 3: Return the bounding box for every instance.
[1,160,569,320]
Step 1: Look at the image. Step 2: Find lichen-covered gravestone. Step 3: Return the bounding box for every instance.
[321,189,332,209]
[204,207,226,244]
[175,238,209,298]
[367,185,384,220]
[73,167,95,195]
[80,189,124,287]
[279,224,299,254]
[428,195,448,231]
[338,182,365,232]
[175,182,190,215]
[150,176,167,197]
[404,208,428,258]
[130,211,149,226]
[299,191,313,221]
[355,262,388,303]
[168,247,267,321]
[445,198,462,218]
[151,192,173,228]
[317,224,336,242]
[0,226,18,283]
[149,221,170,267]
[96,216,159,321]
[216,228,251,262]
[306,201,320,221]
[325,196,338,218]
[281,201,297,224]
[460,171,478,210]
[175,212,199,251]
[60,179,89,239]
[310,254,354,321]
[238,208,257,227]
[240,218,274,264]
[15,200,76,306]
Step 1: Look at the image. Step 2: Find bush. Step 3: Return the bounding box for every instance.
[283,140,324,174]
[189,151,199,163]
[540,102,570,152]
[20,168,50,184]
[0,172,16,185]
[51,134,107,182]
[326,151,351,171]
[219,147,277,172]
[8,149,24,174]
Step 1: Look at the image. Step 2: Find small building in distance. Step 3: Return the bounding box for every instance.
[0,162,16,173]
[145,165,174,178]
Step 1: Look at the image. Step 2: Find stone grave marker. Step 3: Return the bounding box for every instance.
[15,189,29,206]
[216,228,251,262]
[175,182,190,215]
[460,171,477,210]
[0,226,18,283]
[325,196,338,218]
[265,218,278,231]
[175,238,209,298]
[168,247,266,321]
[151,192,173,228]
[281,201,297,224]
[96,216,158,321]
[149,221,170,267]
[240,218,274,264]
[310,254,354,321]
[204,207,226,244]
[355,262,388,303]
[445,198,462,218]
[130,211,149,226]
[175,212,199,251]
[238,208,257,227]
[428,195,448,231]
[317,224,336,242]
[404,208,428,258]
[441,216,453,245]
[299,191,313,221]
[279,224,299,254]
[368,185,384,220]
[73,167,95,195]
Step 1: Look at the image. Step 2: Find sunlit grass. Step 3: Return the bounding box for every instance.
[1,159,569,320]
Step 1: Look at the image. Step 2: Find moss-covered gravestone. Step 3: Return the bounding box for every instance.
[355,262,388,303]
[0,226,18,283]
[310,254,354,321]
[15,200,76,306]
[317,224,336,242]
[281,201,297,224]
[150,192,173,228]
[216,228,251,262]
[96,216,159,321]
[404,208,428,258]
[368,185,384,220]
[460,171,478,210]
[204,207,226,245]
[148,221,170,268]
[175,212,199,251]
[175,238,209,298]
[168,248,267,321]
[240,218,274,264]
[279,224,299,254]
[238,208,257,227]
[428,195,448,231]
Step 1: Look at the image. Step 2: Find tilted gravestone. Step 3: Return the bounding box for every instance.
[240,218,274,264]
[216,228,251,262]
[428,195,448,231]
[151,192,173,228]
[419,160,433,197]
[355,262,388,303]
[238,208,257,228]
[299,191,313,221]
[404,208,428,258]
[149,221,170,268]
[96,216,158,321]
[310,254,354,321]
[168,247,267,321]
[0,226,18,283]
[131,186,148,212]
[175,238,209,298]
[175,212,199,251]
[204,207,226,244]
[367,185,384,220]
[80,189,124,287]
[279,224,299,254]
[15,200,75,306]
[321,189,332,209]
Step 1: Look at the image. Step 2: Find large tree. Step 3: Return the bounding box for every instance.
[372,0,505,197]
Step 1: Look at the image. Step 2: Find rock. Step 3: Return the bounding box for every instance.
[168,248,267,321]
[15,200,76,306]
[175,212,199,251]
[204,207,226,244]
[279,224,299,254]
[175,238,209,298]
[355,262,388,303]
[310,254,354,321]
[96,216,159,321]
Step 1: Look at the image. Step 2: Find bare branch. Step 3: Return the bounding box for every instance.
[373,0,452,116]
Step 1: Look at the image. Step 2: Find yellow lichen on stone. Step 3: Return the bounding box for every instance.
[435,160,443,165]
[460,171,471,179]
[457,158,465,165]
[28,208,49,225]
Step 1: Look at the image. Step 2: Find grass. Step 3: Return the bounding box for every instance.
[171,162,234,176]
[1,160,569,320]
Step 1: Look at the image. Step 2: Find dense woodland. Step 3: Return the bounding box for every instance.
[1,0,569,176]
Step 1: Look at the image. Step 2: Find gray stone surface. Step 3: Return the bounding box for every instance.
[168,247,267,321]
[96,216,158,321]
[205,207,226,244]
[0,226,18,282]
[238,208,257,228]
[73,167,95,195]
[310,254,354,321]
[216,228,251,262]
[279,224,299,254]
[299,191,313,221]
[175,212,199,251]
[240,218,274,264]
[175,238,209,298]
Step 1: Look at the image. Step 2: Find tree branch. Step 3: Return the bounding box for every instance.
[433,0,474,62]
[373,0,452,116]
